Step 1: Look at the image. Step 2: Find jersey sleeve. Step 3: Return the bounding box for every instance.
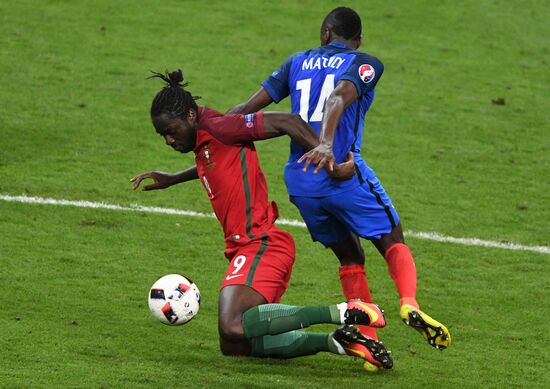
[202,112,265,145]
[261,51,303,103]
[339,52,384,97]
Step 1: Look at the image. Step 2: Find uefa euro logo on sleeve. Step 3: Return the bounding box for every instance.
[245,114,255,128]
[358,64,376,83]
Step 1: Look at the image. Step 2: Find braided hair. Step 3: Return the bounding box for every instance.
[149,69,200,119]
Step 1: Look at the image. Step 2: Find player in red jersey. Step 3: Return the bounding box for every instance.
[131,69,393,369]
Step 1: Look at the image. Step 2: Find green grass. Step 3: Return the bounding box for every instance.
[1,0,549,388]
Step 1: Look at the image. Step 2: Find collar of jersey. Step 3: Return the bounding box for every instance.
[327,40,352,49]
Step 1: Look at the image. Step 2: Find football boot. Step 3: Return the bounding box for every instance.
[333,325,393,370]
[400,304,451,350]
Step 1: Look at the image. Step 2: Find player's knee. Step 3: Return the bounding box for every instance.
[218,321,251,357]
[218,318,245,341]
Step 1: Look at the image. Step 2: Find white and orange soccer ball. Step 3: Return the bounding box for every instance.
[148,274,201,326]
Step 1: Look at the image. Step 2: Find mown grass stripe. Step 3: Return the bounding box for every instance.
[1,194,548,255]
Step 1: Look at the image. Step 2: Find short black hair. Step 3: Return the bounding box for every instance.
[149,69,200,119]
[322,7,362,41]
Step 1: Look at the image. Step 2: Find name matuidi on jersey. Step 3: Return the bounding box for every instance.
[302,56,346,71]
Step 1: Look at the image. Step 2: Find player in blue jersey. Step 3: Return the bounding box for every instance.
[228,7,451,369]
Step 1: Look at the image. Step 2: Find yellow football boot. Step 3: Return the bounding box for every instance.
[400,304,451,350]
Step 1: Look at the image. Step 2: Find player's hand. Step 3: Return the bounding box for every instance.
[298,142,335,174]
[327,152,355,180]
[130,171,175,191]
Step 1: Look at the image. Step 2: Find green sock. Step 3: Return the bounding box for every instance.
[251,331,334,358]
[242,304,341,338]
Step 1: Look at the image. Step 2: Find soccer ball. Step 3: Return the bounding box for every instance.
[148,274,201,326]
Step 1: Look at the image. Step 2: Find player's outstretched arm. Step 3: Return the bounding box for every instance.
[260,113,355,180]
[226,88,273,115]
[261,112,319,150]
[298,80,359,173]
[131,166,198,191]
[330,152,355,180]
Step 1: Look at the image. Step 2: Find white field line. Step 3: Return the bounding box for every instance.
[1,194,548,255]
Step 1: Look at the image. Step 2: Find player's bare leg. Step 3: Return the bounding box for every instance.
[330,233,365,266]
[218,284,267,356]
[371,223,451,350]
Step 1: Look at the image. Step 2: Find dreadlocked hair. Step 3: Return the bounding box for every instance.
[149,69,200,119]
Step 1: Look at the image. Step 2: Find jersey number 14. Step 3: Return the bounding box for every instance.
[296,74,335,122]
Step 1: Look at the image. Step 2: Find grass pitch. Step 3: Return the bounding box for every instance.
[1,1,549,388]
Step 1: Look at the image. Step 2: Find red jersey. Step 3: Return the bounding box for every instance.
[194,107,279,258]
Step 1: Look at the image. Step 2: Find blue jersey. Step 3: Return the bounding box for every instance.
[262,41,383,196]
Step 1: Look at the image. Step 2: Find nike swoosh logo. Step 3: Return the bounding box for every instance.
[225,274,243,280]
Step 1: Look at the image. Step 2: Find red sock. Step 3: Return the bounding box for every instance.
[385,243,419,308]
[339,264,372,302]
[339,264,378,340]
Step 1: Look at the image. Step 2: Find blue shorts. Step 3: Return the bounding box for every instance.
[289,176,399,247]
